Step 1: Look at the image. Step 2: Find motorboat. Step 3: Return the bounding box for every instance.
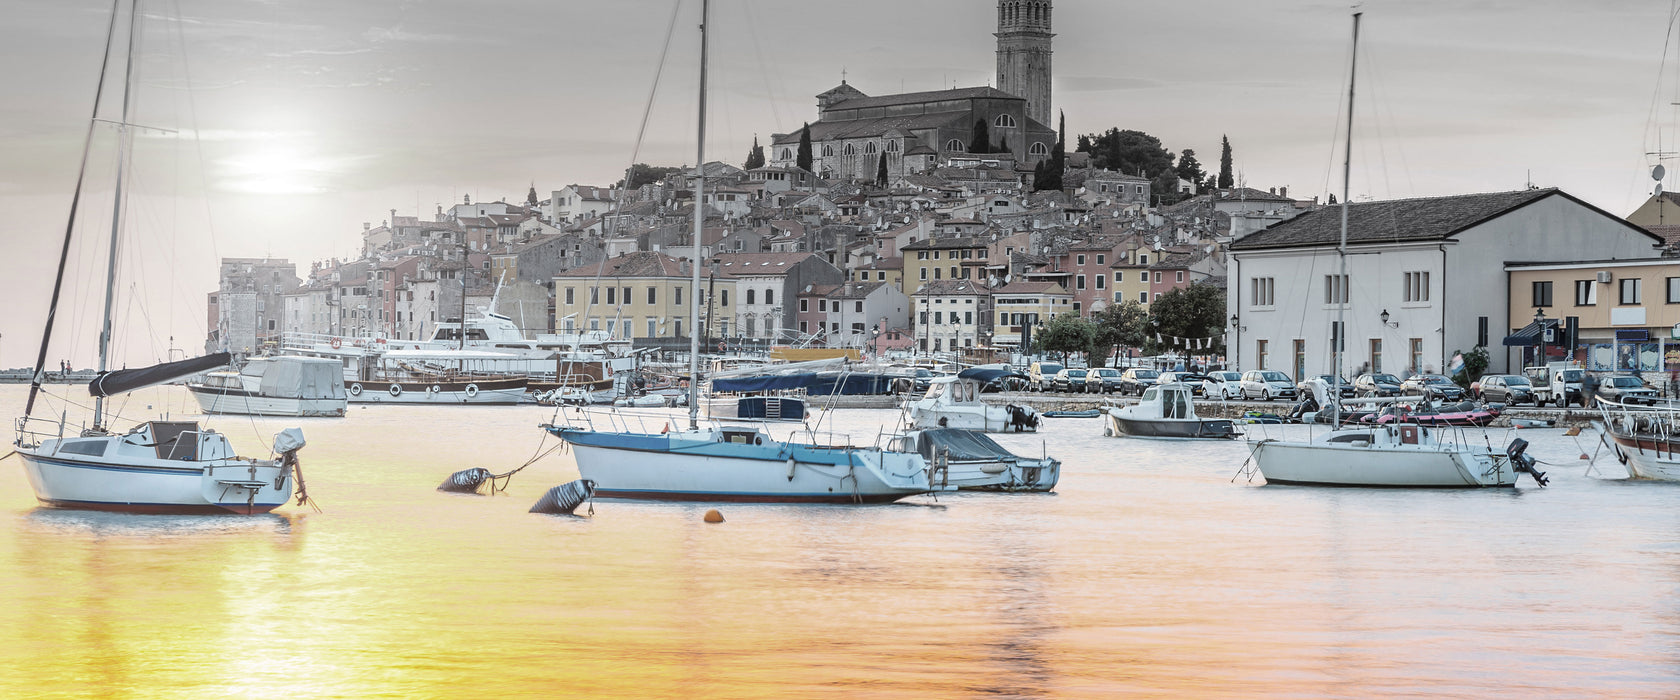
[546,420,943,503]
[1251,422,1545,488]
[894,428,1059,491]
[187,355,347,417]
[1365,400,1499,428]
[536,5,943,505]
[12,3,308,515]
[1597,398,1680,480]
[1103,383,1239,439]
[902,367,1039,433]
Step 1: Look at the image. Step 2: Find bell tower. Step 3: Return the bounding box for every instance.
[996,0,1053,125]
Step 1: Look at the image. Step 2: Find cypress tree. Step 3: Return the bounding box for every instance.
[875,154,888,187]
[1217,135,1234,189]
[796,123,814,172]
[1048,110,1066,191]
[973,119,992,154]
[744,136,765,170]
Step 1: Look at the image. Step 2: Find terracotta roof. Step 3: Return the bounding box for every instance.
[1229,188,1660,251]
[826,281,886,299]
[902,235,991,250]
[912,279,988,297]
[554,251,688,278]
[993,281,1068,295]
[799,283,841,297]
[858,256,903,270]
[826,86,1020,112]
[710,252,819,277]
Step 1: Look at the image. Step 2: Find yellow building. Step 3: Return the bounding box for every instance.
[1505,258,1680,372]
[990,281,1073,348]
[902,236,992,297]
[553,251,736,340]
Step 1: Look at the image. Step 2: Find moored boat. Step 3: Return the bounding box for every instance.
[1251,423,1544,488]
[1103,383,1239,439]
[1597,398,1680,480]
[902,367,1039,433]
[894,428,1059,491]
[187,356,347,417]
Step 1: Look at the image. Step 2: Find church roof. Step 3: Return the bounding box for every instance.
[826,86,1021,112]
[771,111,967,146]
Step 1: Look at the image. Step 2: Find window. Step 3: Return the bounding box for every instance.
[886,140,899,153]
[1139,253,1148,265]
[1404,271,1430,302]
[934,268,942,280]
[965,311,973,324]
[920,268,928,280]
[1096,254,1105,265]
[1477,316,1488,347]
[934,311,943,324]
[1370,338,1383,374]
[746,289,755,305]
[721,290,728,306]
[765,289,774,304]
[1324,274,1349,304]
[674,319,683,337]
[1029,142,1048,155]
[1175,271,1184,283]
[843,143,855,156]
[675,287,682,305]
[994,114,1017,128]
[1077,254,1086,265]
[1076,275,1086,290]
[1670,278,1680,304]
[855,301,864,313]
[779,149,791,161]
[1139,291,1148,303]
[648,287,657,304]
[1251,277,1275,307]
[605,287,615,304]
[1154,271,1162,283]
[1095,275,1105,290]
[1410,338,1423,374]
[945,139,965,152]
[1115,271,1124,282]
[565,287,575,305]
[1330,321,1344,354]
[819,299,827,312]
[1532,280,1553,307]
[822,144,835,156]
[605,320,616,337]
[877,271,886,281]
[864,142,876,155]
[1293,339,1306,381]
[1257,339,1269,370]
[1575,280,1596,306]
[1621,278,1642,305]
[917,251,928,260]
[648,319,658,337]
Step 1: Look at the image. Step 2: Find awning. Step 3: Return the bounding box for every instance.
[1502,319,1559,347]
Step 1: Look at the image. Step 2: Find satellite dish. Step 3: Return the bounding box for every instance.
[1656,164,1667,181]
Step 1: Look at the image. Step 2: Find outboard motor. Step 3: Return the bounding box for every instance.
[1006,404,1038,432]
[1289,393,1319,420]
[1505,437,1549,487]
[530,479,596,515]
[438,467,496,494]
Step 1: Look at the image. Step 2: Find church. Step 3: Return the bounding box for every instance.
[767,0,1057,183]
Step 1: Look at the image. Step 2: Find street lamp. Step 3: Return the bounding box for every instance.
[871,327,880,357]
[1380,309,1398,328]
[1534,307,1548,364]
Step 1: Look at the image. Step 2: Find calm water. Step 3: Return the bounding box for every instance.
[1,384,1676,698]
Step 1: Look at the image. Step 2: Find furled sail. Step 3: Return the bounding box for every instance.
[88,352,232,398]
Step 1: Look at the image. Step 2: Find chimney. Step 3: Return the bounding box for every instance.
[391,209,398,225]
[1268,187,1276,195]
[1280,186,1288,199]
[363,222,371,231]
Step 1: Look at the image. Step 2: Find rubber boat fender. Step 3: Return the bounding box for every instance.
[389,384,402,397]
[428,384,441,395]
[530,479,595,515]
[349,382,363,397]
[438,467,495,494]
[465,383,479,398]
[786,457,797,481]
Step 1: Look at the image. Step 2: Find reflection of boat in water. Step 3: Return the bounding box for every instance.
[1103,383,1238,439]
[894,428,1059,491]
[902,367,1038,433]
[187,356,347,417]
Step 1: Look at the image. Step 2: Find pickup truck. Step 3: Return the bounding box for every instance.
[1523,364,1586,407]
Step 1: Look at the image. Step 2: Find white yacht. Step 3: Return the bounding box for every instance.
[1103,383,1238,439]
[902,368,1039,433]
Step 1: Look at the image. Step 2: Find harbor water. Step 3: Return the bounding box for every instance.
[1,384,1676,697]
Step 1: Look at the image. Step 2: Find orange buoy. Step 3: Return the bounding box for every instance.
[703,509,724,523]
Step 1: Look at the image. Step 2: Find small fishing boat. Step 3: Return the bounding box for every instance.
[187,356,347,417]
[1041,409,1101,418]
[902,367,1039,433]
[1103,383,1239,439]
[894,428,1059,491]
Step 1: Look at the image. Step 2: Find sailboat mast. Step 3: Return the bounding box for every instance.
[687,0,709,430]
[23,0,122,421]
[93,0,143,430]
[1334,11,1360,421]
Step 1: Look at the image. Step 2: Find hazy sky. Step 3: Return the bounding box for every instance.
[1,0,1675,369]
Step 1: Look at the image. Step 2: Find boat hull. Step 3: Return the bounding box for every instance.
[187,385,346,417]
[1253,439,1513,488]
[903,405,1036,433]
[1609,434,1680,480]
[1105,412,1238,440]
[346,377,526,404]
[939,458,1060,492]
[552,428,933,503]
[16,448,291,515]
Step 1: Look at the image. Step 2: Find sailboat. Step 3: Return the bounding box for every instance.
[11,0,307,514]
[541,0,943,503]
[1247,12,1544,489]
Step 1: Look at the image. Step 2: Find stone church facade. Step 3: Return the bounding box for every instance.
[768,1,1056,184]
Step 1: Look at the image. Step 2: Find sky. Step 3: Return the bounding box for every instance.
[0,0,1676,369]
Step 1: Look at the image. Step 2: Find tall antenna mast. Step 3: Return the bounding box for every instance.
[687,0,709,430]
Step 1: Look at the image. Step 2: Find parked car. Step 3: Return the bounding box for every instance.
[1028,361,1064,392]
[1203,371,1244,399]
[1051,368,1090,393]
[1353,372,1403,398]
[1399,373,1466,402]
[1240,370,1298,401]
[1085,367,1124,393]
[1524,364,1586,407]
[1597,374,1659,404]
[1118,368,1161,395]
[1299,374,1356,399]
[1160,371,1208,395]
[1477,374,1535,405]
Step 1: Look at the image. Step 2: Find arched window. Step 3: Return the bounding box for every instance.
[994,114,1017,128]
[779,148,791,161]
[1029,142,1049,156]
[746,288,756,305]
[945,139,965,152]
[886,140,900,153]
[864,142,877,155]
[843,143,855,156]
[764,289,774,305]
[821,144,834,156]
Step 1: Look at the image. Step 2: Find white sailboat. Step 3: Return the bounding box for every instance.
[542,0,943,503]
[1248,12,1543,489]
[11,0,307,514]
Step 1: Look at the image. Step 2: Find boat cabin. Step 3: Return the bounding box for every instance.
[1134,383,1199,420]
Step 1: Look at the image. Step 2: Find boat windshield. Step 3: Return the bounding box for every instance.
[923,382,945,399]
[1140,387,1159,402]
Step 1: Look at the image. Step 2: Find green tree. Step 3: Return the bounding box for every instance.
[1092,300,1151,367]
[1217,135,1234,189]
[1148,283,1227,356]
[1032,159,1049,191]
[972,119,993,154]
[1081,128,1175,178]
[1450,346,1491,388]
[744,136,765,170]
[1048,110,1066,190]
[615,163,684,190]
[1151,166,1185,207]
[1176,148,1205,189]
[796,123,813,172]
[1035,314,1095,364]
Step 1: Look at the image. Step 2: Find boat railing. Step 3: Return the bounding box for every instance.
[1597,396,1680,437]
[14,414,73,449]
